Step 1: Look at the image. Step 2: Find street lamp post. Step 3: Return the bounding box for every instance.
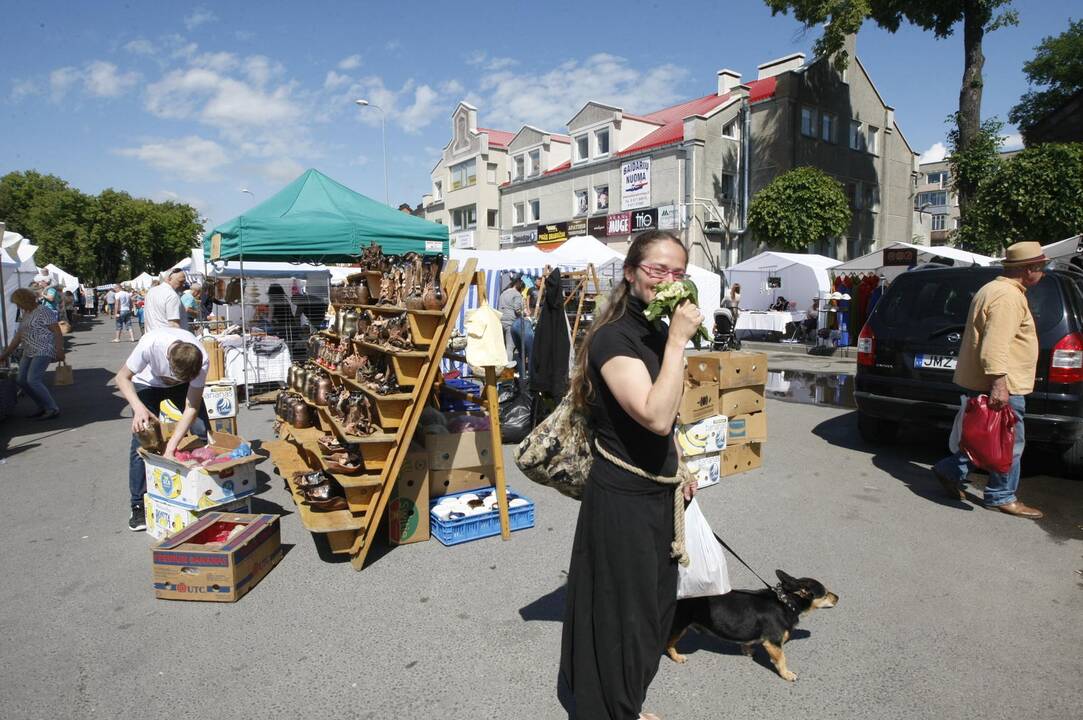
[355,99,390,206]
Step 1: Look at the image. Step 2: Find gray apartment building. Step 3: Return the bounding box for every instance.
[913,150,1020,246]
[422,34,918,267]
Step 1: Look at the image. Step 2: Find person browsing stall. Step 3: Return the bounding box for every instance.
[932,241,1048,519]
[559,230,702,720]
[114,327,210,531]
[498,276,526,364]
[112,284,136,343]
[0,287,65,420]
[144,268,187,331]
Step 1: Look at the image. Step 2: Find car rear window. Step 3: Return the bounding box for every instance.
[876,271,1065,338]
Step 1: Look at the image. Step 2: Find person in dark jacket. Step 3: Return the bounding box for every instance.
[529,269,571,399]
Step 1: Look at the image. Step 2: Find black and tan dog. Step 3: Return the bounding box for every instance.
[666,570,838,682]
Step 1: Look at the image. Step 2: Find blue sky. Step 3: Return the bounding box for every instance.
[1,1,1075,231]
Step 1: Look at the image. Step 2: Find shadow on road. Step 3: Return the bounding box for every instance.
[520,583,566,623]
[671,627,812,676]
[812,411,1083,542]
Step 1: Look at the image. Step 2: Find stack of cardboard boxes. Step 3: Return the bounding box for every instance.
[677,351,768,487]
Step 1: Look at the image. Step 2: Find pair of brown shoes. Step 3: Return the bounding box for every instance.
[986,501,1044,519]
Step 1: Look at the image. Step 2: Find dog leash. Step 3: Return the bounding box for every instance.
[710,530,800,613]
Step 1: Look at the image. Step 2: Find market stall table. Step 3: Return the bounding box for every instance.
[734,310,804,336]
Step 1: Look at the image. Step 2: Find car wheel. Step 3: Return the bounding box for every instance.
[857,411,898,445]
[1062,439,1083,477]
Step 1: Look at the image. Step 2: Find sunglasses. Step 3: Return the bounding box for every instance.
[637,263,688,281]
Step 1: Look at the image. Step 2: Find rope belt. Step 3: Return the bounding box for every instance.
[594,440,692,567]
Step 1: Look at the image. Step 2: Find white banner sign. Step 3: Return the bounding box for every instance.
[621,157,651,210]
[658,204,679,230]
[450,231,476,249]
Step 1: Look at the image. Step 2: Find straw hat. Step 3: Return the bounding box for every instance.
[1001,241,1048,267]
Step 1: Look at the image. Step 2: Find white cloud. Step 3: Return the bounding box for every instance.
[351,154,370,166]
[338,54,362,70]
[154,189,207,212]
[1001,132,1024,150]
[83,61,140,97]
[10,78,40,101]
[49,67,80,102]
[440,79,464,96]
[347,76,445,133]
[324,71,351,90]
[399,84,442,133]
[465,51,517,72]
[919,141,948,164]
[260,157,305,183]
[116,136,229,181]
[243,56,283,87]
[124,38,156,56]
[184,7,218,31]
[475,53,689,130]
[145,67,300,127]
[192,51,239,73]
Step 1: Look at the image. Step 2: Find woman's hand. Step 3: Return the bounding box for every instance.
[668,300,704,346]
[683,479,697,501]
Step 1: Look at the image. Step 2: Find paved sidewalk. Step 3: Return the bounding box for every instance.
[1,318,1080,720]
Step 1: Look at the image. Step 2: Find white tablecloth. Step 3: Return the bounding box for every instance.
[735,311,801,333]
[223,342,292,386]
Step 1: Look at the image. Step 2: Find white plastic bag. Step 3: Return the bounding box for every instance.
[948,394,966,454]
[677,498,732,599]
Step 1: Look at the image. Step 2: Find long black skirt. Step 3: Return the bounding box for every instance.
[559,455,678,720]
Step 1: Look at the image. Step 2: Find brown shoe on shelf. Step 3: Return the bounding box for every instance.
[932,468,965,501]
[986,501,1043,519]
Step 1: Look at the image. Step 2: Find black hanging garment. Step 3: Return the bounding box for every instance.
[558,294,679,720]
[529,269,571,398]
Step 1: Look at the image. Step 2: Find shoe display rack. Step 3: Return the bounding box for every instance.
[265,256,511,570]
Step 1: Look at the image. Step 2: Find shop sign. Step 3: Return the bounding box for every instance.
[567,218,588,238]
[511,227,538,246]
[607,211,632,236]
[587,216,608,237]
[425,241,444,252]
[499,232,514,246]
[621,157,651,210]
[658,204,679,230]
[884,247,918,267]
[630,208,658,233]
[450,230,476,250]
[537,222,568,245]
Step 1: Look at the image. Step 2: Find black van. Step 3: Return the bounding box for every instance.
[854,263,1083,473]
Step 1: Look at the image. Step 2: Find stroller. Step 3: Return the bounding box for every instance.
[711,305,741,351]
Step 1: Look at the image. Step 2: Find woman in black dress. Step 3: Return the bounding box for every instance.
[559,230,703,720]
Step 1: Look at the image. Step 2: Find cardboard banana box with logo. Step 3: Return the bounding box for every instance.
[141,433,262,510]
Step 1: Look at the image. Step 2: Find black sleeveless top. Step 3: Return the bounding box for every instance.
[586,294,678,477]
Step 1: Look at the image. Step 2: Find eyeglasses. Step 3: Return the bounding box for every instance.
[637,263,688,281]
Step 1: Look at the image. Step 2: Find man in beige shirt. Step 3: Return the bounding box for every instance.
[932,241,1048,518]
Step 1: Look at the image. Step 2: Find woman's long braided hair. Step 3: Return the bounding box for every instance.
[569,230,687,410]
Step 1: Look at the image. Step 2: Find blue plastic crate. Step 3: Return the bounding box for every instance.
[429,487,535,546]
[440,378,483,412]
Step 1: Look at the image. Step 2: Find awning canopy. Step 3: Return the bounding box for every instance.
[1043,234,1082,262]
[203,169,448,263]
[833,241,994,277]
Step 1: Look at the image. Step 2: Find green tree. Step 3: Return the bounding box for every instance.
[1009,19,1083,140]
[947,112,1004,249]
[764,0,1018,225]
[963,143,1083,254]
[748,167,852,252]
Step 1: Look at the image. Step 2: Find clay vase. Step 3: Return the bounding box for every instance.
[342,307,360,339]
[291,398,313,428]
[315,376,333,406]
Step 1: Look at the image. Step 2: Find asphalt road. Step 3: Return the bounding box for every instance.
[1,318,1080,720]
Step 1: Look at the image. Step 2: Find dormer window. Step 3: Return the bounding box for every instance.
[595,128,610,156]
[514,155,525,181]
[528,149,541,177]
[575,135,589,163]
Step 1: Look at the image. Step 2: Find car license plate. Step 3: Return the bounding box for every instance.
[914,354,957,370]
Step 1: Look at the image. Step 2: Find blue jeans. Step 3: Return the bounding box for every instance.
[17,354,58,414]
[128,383,209,508]
[510,317,534,379]
[934,394,1025,507]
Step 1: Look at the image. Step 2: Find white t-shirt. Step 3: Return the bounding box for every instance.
[144,283,184,332]
[126,327,209,389]
[115,290,132,313]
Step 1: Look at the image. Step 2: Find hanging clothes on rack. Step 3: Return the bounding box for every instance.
[530,268,572,399]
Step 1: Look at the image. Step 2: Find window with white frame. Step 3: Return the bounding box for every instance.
[821,113,835,143]
[722,118,739,139]
[926,170,949,187]
[915,190,948,209]
[450,159,477,190]
[867,126,879,155]
[932,214,947,231]
[849,120,863,151]
[451,204,477,231]
[719,172,736,201]
[487,163,497,184]
[866,185,880,212]
[487,209,498,228]
[595,128,610,156]
[529,199,540,222]
[528,149,541,177]
[514,155,525,181]
[574,190,588,217]
[575,135,589,162]
[594,184,609,212]
[801,106,816,137]
[513,202,525,226]
[433,180,442,201]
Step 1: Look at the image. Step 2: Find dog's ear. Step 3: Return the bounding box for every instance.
[776,570,798,588]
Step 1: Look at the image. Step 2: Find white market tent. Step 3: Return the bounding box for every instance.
[44,264,80,292]
[128,272,156,291]
[833,241,994,280]
[2,230,40,345]
[1043,234,1082,262]
[724,251,841,311]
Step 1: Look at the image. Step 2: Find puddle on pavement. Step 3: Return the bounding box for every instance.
[766,370,855,409]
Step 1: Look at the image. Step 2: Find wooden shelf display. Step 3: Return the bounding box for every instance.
[267,257,512,570]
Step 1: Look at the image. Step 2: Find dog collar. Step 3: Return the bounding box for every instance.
[773,584,800,613]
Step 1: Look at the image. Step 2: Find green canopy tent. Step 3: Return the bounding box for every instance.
[203,169,448,262]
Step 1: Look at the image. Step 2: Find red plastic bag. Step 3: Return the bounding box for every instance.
[959,395,1017,474]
